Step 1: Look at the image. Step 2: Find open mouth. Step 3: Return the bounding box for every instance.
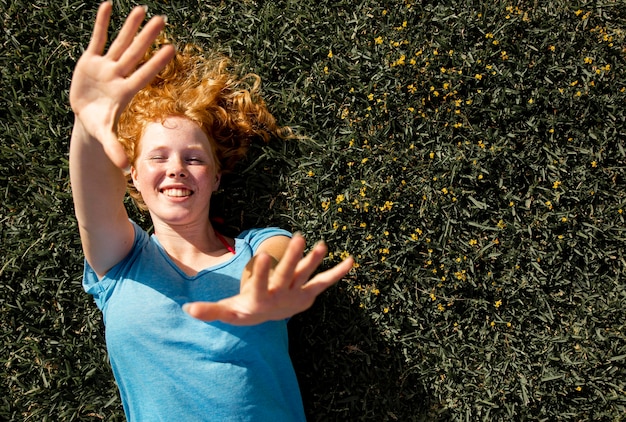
[161,188,193,197]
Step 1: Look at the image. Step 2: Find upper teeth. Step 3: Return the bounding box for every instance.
[163,188,191,197]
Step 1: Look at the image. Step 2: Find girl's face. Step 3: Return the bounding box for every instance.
[130,116,221,227]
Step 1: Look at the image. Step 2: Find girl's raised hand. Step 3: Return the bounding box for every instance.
[69,2,175,169]
[183,234,355,326]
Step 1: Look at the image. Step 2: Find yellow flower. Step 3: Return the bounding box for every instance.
[553,180,562,189]
[475,74,483,80]
[379,201,394,212]
[336,194,345,204]
[327,50,333,58]
[496,220,506,229]
[307,170,315,177]
[584,57,593,64]
[494,300,502,308]
[383,307,389,314]
[430,293,437,301]
[469,239,477,246]
[374,36,383,45]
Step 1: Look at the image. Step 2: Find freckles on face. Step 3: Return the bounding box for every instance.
[131,116,221,201]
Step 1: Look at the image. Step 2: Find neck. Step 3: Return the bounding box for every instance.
[150,218,233,276]
[152,218,222,256]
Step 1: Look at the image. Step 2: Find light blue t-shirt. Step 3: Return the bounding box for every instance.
[83,221,306,421]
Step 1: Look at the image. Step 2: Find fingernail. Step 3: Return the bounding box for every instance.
[182,303,191,314]
[162,15,168,24]
[141,5,148,13]
[315,240,326,248]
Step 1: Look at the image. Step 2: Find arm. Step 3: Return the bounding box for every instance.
[183,233,354,325]
[69,2,175,277]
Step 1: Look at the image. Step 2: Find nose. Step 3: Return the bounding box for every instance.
[167,157,187,178]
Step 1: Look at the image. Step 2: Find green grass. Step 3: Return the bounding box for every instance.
[2,0,625,420]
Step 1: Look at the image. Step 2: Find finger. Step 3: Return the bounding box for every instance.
[301,256,354,297]
[126,43,175,90]
[271,234,306,286]
[87,1,113,54]
[183,302,235,323]
[291,241,328,287]
[102,132,130,170]
[248,253,271,300]
[106,5,149,61]
[117,15,169,75]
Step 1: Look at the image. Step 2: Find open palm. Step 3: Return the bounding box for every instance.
[69,2,174,169]
[183,234,354,325]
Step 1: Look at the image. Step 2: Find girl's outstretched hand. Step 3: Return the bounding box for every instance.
[183,234,355,326]
[69,2,175,169]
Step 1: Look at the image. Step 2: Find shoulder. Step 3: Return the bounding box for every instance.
[237,227,291,252]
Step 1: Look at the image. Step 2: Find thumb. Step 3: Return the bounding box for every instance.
[183,302,234,323]
[102,132,130,170]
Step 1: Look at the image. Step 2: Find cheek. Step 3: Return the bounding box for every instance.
[131,164,159,192]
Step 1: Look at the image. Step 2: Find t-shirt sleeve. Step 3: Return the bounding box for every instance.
[240,227,292,253]
[82,220,148,310]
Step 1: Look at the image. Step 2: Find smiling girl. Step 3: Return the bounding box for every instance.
[69,3,353,420]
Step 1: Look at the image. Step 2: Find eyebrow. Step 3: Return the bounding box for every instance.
[145,145,208,153]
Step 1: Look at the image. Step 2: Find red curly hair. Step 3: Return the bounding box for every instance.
[118,37,290,210]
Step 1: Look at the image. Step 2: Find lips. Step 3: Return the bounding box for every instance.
[161,188,193,197]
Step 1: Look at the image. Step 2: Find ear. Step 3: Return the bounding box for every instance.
[213,173,222,192]
[130,166,140,192]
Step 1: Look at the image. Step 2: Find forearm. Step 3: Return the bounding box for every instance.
[69,117,128,228]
